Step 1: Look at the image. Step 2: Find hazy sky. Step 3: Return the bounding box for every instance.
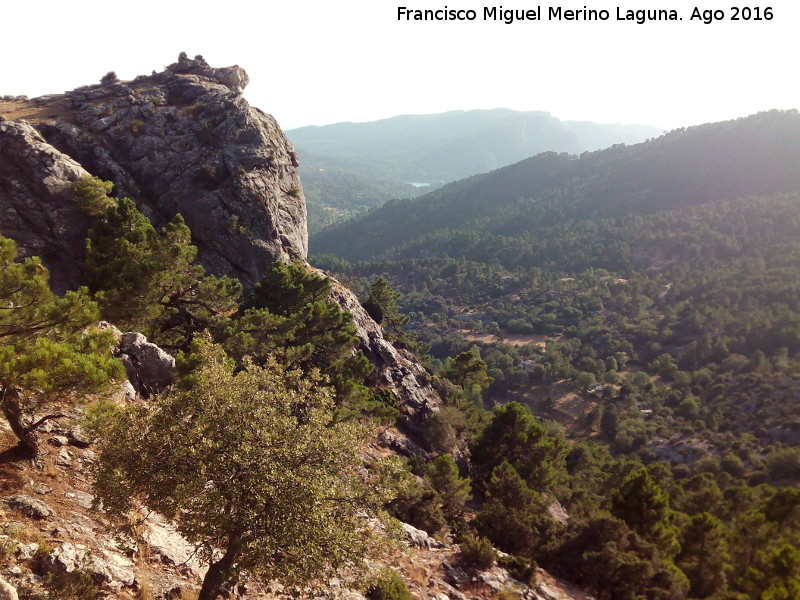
[2,0,796,131]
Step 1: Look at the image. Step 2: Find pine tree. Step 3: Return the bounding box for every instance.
[226,261,373,407]
[85,197,241,349]
[0,235,122,456]
[471,401,565,492]
[93,339,388,600]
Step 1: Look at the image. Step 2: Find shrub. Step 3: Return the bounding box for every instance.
[459,534,497,571]
[498,554,537,586]
[72,175,116,216]
[366,569,412,600]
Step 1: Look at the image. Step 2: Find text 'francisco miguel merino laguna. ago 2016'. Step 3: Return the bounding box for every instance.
[396,6,775,24]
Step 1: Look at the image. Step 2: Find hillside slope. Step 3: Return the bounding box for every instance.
[312,110,800,261]
[289,108,662,183]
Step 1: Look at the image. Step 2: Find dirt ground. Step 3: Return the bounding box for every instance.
[461,330,565,348]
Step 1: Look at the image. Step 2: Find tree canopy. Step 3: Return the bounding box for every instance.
[0,235,122,456]
[92,339,388,600]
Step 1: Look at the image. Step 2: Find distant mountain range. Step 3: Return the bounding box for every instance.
[287,109,663,232]
[311,110,800,262]
[289,108,663,183]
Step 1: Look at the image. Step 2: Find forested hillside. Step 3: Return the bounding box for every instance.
[313,110,800,260]
[309,110,800,598]
[290,108,661,233]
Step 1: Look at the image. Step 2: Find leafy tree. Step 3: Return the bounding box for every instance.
[444,347,494,397]
[225,261,373,407]
[0,236,122,456]
[85,197,241,349]
[424,454,472,518]
[471,401,565,492]
[92,339,387,600]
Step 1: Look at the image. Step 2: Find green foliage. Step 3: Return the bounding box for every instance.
[471,401,566,492]
[42,569,105,600]
[71,175,116,216]
[458,534,496,571]
[675,512,729,598]
[555,515,690,600]
[225,261,373,407]
[386,465,446,535]
[92,339,387,599]
[366,568,412,600]
[611,469,676,550]
[444,347,494,398]
[498,554,537,586]
[423,454,471,518]
[363,277,409,340]
[85,197,241,349]
[473,461,556,557]
[0,235,122,456]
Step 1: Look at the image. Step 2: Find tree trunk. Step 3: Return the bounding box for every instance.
[1,389,39,458]
[197,531,243,600]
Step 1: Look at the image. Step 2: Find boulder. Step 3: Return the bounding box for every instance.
[115,332,176,398]
[0,579,18,600]
[3,495,55,519]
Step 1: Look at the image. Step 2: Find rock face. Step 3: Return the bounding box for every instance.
[115,332,176,399]
[2,53,306,288]
[0,118,93,292]
[0,53,442,444]
[325,272,443,440]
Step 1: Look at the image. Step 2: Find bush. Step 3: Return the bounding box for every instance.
[72,175,116,216]
[366,569,412,600]
[459,534,497,571]
[498,554,537,586]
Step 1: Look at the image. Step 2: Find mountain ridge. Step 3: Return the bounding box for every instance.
[311,109,800,261]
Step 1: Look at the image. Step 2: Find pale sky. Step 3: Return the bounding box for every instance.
[2,0,796,131]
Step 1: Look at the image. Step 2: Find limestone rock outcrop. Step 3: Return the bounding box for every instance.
[326,272,443,439]
[2,54,306,288]
[0,118,92,292]
[115,332,177,399]
[0,53,442,448]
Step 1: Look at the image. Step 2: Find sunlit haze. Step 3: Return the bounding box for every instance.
[3,0,796,132]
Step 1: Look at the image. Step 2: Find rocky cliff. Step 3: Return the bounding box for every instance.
[1,54,306,288]
[0,53,441,442]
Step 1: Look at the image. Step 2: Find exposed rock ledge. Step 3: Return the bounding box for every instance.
[1,53,307,289]
[0,54,443,445]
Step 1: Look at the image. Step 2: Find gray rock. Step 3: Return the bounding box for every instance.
[28,481,52,495]
[4,495,55,519]
[327,272,446,449]
[442,561,469,586]
[1,58,446,452]
[401,522,444,549]
[48,435,69,447]
[42,542,134,588]
[42,542,82,573]
[0,120,92,293]
[55,447,72,467]
[66,426,92,448]
[28,55,307,286]
[14,542,39,561]
[0,578,18,600]
[115,332,176,398]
